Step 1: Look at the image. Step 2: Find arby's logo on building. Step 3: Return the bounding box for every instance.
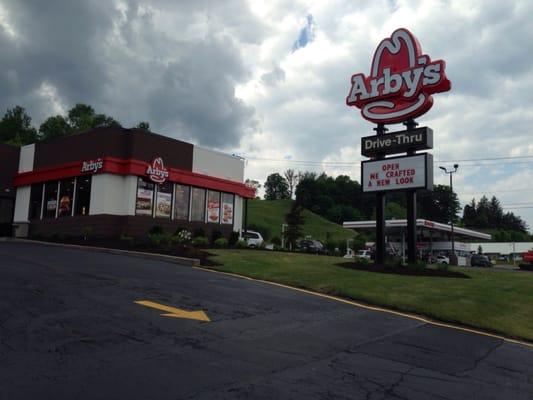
[81,158,103,174]
[346,28,451,124]
[146,157,169,183]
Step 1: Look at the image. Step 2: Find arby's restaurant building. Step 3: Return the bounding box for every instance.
[6,127,255,238]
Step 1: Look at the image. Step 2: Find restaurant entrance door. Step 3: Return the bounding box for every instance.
[0,196,14,237]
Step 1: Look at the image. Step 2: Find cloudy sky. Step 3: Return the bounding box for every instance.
[1,0,533,230]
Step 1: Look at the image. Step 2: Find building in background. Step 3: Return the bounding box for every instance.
[7,127,254,238]
[344,219,491,266]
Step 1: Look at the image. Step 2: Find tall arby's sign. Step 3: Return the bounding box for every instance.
[346,28,450,124]
[346,28,451,265]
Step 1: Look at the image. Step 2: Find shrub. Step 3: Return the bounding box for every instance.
[214,238,228,248]
[148,233,163,247]
[172,229,192,245]
[192,236,209,247]
[82,226,93,241]
[271,236,282,246]
[236,240,248,248]
[437,262,449,272]
[193,228,206,238]
[518,263,533,271]
[325,240,337,254]
[229,231,240,246]
[211,230,223,243]
[119,233,135,246]
[149,225,164,235]
[357,257,370,266]
[337,240,347,255]
[406,260,426,272]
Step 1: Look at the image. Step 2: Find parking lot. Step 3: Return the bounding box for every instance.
[1,241,532,399]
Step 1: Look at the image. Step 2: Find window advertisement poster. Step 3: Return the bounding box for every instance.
[174,184,190,220]
[221,193,234,224]
[136,179,154,216]
[155,191,172,218]
[207,191,220,223]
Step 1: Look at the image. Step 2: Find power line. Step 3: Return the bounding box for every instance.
[246,155,533,168]
[462,189,533,195]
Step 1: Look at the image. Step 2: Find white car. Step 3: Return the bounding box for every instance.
[435,255,450,265]
[243,230,264,248]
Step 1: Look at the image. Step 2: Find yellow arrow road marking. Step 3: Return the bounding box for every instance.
[134,300,210,322]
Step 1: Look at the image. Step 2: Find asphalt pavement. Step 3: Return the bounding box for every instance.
[1,241,532,399]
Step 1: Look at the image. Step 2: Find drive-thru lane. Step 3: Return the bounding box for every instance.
[1,242,531,399]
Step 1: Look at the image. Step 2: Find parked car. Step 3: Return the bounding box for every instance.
[471,254,492,267]
[435,255,450,265]
[296,239,327,254]
[355,249,372,260]
[243,230,264,248]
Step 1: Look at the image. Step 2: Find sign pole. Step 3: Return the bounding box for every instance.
[404,119,418,263]
[374,123,387,265]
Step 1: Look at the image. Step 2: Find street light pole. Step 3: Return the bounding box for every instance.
[439,164,459,263]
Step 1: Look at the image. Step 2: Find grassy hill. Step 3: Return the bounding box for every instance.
[247,199,357,243]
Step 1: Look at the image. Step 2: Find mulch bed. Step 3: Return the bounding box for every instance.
[336,262,470,278]
[30,237,221,266]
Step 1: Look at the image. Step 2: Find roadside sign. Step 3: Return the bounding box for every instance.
[361,127,433,157]
[361,153,433,192]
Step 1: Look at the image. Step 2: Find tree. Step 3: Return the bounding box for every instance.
[68,103,96,133]
[488,196,503,227]
[67,103,120,133]
[264,173,290,200]
[418,185,460,224]
[92,113,120,128]
[136,121,150,131]
[462,196,528,235]
[462,198,477,226]
[245,179,261,199]
[0,106,38,145]
[284,169,299,199]
[39,115,72,141]
[284,201,304,249]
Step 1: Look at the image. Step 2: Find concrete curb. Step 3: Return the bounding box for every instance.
[1,238,201,267]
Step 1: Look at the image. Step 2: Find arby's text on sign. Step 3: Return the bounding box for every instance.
[346,28,451,125]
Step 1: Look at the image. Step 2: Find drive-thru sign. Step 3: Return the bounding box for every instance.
[346,28,450,264]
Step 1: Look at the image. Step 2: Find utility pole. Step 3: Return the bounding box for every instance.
[439,164,459,264]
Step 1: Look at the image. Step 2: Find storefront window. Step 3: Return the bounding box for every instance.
[75,176,92,216]
[207,190,220,224]
[221,193,234,225]
[136,178,155,216]
[58,178,75,217]
[43,181,59,219]
[190,187,206,222]
[174,184,190,221]
[29,183,43,220]
[155,182,172,218]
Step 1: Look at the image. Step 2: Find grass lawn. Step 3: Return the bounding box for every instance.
[248,199,356,243]
[207,249,533,342]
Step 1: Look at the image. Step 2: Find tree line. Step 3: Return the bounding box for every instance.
[0,104,149,146]
[263,170,529,239]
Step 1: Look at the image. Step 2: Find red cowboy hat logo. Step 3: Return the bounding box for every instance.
[146,157,169,183]
[346,28,451,124]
